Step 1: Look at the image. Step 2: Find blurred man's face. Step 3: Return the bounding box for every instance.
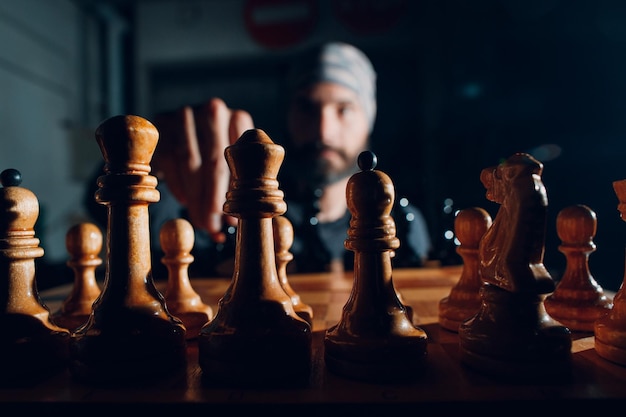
[287,82,370,186]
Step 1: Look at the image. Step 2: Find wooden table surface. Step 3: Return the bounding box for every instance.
[5,265,626,414]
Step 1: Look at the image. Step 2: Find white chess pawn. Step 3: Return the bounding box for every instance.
[160,218,213,340]
[52,222,103,332]
[0,168,70,385]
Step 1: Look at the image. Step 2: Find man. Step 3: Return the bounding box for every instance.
[89,42,431,278]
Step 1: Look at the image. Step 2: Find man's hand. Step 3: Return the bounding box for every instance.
[153,98,254,243]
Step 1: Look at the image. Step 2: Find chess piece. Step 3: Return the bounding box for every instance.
[160,218,213,340]
[69,115,187,384]
[595,180,626,365]
[198,129,312,387]
[438,207,492,332]
[458,153,571,380]
[545,205,612,332]
[324,151,428,382]
[0,168,70,385]
[51,222,103,332]
[273,215,313,326]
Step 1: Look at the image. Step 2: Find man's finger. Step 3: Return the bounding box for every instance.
[229,109,255,144]
[191,99,232,235]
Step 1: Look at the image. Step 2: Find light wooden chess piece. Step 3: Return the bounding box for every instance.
[273,215,313,326]
[51,222,103,332]
[324,151,428,382]
[0,168,70,385]
[595,179,626,365]
[458,153,571,380]
[160,218,213,340]
[69,115,187,384]
[198,129,312,387]
[545,204,612,332]
[438,207,492,332]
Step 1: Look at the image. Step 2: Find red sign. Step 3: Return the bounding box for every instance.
[244,0,319,49]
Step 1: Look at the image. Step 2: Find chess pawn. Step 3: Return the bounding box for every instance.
[595,179,626,365]
[160,218,213,340]
[459,153,571,380]
[69,115,186,384]
[51,223,103,332]
[545,205,612,332]
[198,129,312,387]
[438,207,492,332]
[324,151,428,382]
[273,215,313,326]
[0,168,70,385]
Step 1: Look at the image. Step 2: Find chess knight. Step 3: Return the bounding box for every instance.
[459,153,572,380]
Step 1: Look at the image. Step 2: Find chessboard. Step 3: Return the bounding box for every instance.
[3,117,626,415]
[2,265,623,414]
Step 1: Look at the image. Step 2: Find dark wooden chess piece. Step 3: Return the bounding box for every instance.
[0,168,70,386]
[458,153,571,380]
[595,180,626,365]
[273,215,313,326]
[324,151,428,382]
[51,222,103,332]
[545,205,612,332]
[69,115,187,384]
[197,129,312,387]
[160,218,213,340]
[438,207,492,332]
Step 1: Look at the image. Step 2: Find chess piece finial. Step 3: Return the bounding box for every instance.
[52,223,103,331]
[458,153,571,380]
[273,215,313,326]
[324,150,428,382]
[438,207,492,332]
[595,180,626,365]
[69,115,187,384]
[160,218,213,340]
[198,129,312,387]
[545,205,612,332]
[0,169,70,385]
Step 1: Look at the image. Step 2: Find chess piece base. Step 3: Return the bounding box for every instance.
[324,327,428,382]
[0,319,70,387]
[438,296,481,333]
[545,300,612,333]
[69,315,187,385]
[459,284,572,380]
[459,344,571,381]
[594,319,626,365]
[198,321,312,388]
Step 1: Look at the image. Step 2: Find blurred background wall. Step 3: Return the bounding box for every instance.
[2,0,626,291]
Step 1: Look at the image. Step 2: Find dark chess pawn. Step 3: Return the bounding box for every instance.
[0,168,70,386]
[324,151,428,383]
[438,207,492,332]
[197,129,312,388]
[545,205,612,333]
[160,218,213,340]
[52,222,103,332]
[273,215,313,326]
[595,180,626,365]
[458,153,572,380]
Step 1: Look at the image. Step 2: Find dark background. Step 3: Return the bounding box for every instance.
[102,0,626,291]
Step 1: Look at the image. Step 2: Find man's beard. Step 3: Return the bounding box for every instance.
[291,142,360,188]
